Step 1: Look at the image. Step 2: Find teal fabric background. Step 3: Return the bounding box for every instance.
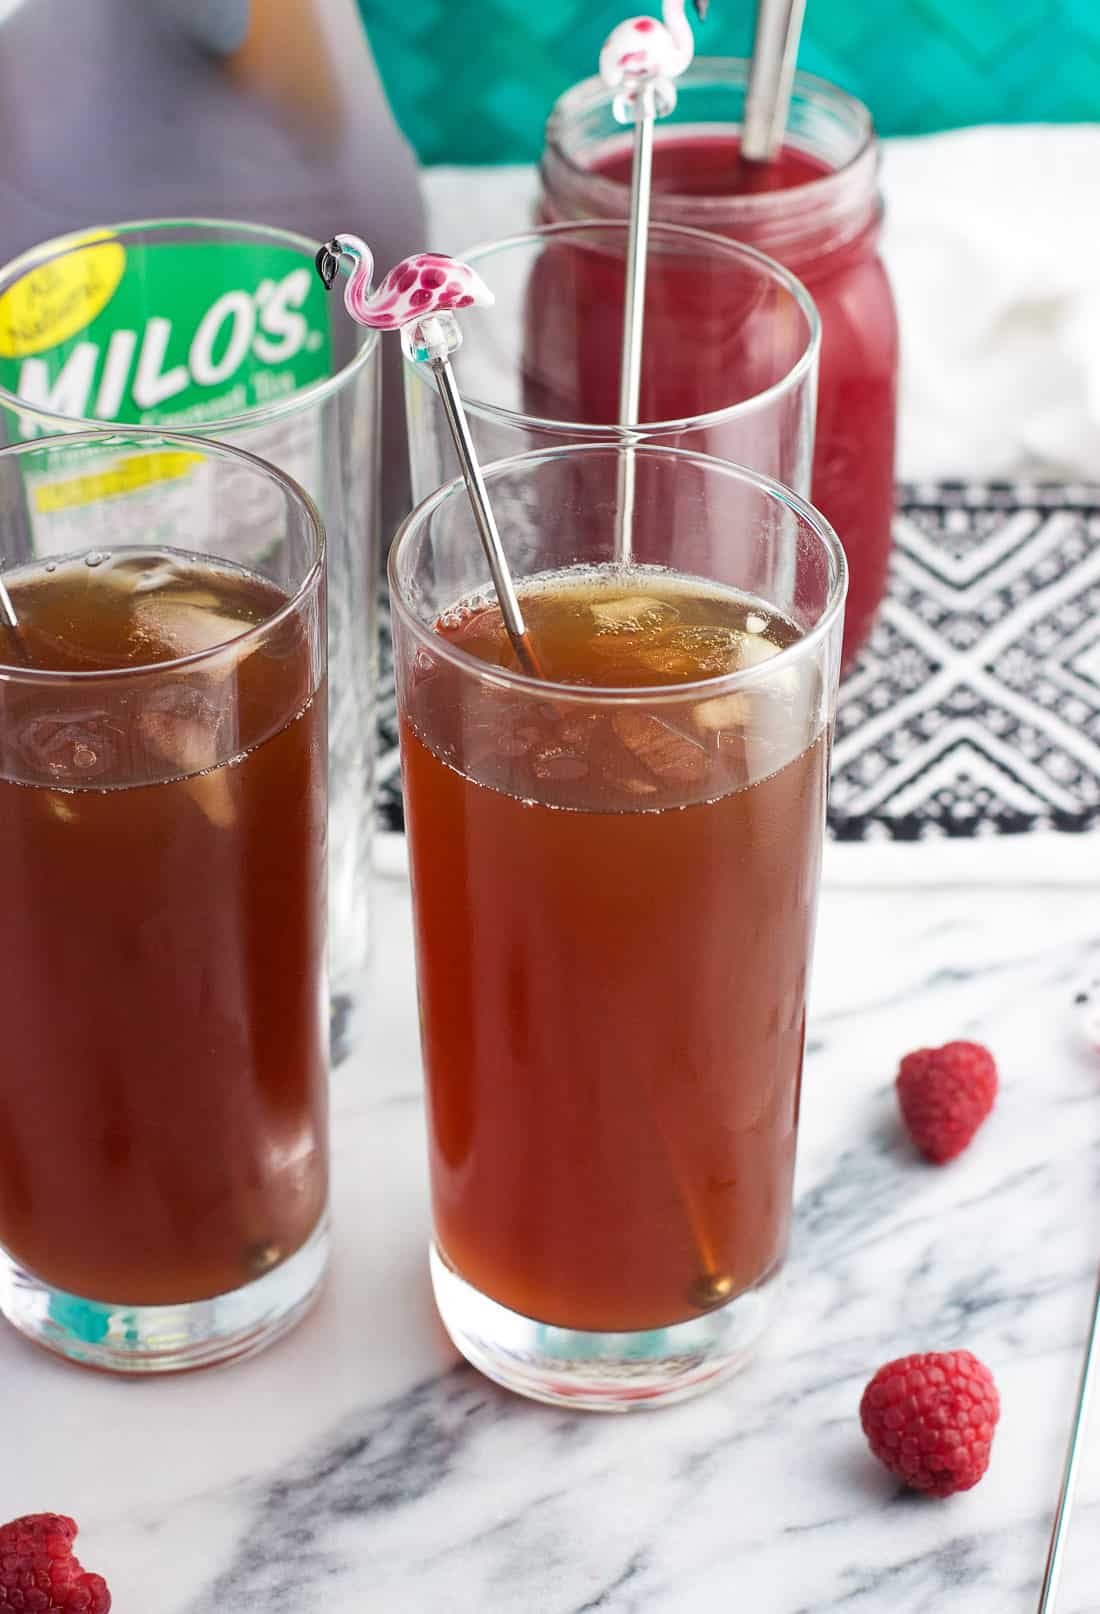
[360,0,1100,165]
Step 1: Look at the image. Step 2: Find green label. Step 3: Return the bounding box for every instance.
[0,237,333,438]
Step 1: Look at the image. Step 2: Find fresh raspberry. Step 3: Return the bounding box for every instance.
[860,1350,1000,1497]
[0,1514,111,1612]
[896,1040,997,1163]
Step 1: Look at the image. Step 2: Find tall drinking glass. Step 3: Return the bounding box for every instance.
[404,220,818,507]
[0,221,377,1016]
[391,443,846,1409]
[0,430,328,1372]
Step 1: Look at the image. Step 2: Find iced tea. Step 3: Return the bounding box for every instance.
[402,567,826,1334]
[0,549,327,1306]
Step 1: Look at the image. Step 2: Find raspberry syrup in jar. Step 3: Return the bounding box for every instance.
[539,61,898,666]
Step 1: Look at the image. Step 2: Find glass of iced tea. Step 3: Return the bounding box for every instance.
[0,430,328,1372]
[391,442,845,1410]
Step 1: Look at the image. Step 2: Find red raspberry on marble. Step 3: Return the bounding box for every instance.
[0,1513,111,1612]
[860,1350,1000,1497]
[896,1041,997,1163]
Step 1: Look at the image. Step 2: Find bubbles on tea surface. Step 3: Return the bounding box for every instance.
[745,612,769,636]
[438,599,484,632]
[44,562,57,574]
[84,550,108,568]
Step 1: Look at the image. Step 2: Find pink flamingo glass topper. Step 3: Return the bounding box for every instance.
[314,231,539,672]
[599,0,708,90]
[314,234,493,332]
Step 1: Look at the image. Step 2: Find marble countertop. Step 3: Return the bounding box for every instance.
[4,845,1099,1613]
[6,135,1100,1611]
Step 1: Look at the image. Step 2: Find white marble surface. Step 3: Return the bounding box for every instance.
[3,849,1099,1613]
[5,136,1100,1609]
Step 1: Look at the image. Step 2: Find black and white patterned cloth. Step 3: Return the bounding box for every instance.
[375,481,1100,842]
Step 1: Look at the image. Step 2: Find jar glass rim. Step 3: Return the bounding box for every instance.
[543,58,878,223]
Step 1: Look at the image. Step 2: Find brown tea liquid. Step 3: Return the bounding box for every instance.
[402,567,826,1333]
[0,550,327,1305]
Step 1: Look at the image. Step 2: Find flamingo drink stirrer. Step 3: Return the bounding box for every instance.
[599,0,708,563]
[315,234,540,678]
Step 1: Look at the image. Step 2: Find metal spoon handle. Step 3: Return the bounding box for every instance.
[614,81,658,568]
[741,0,807,163]
[430,353,541,678]
[0,573,32,664]
[0,574,19,631]
[1036,1261,1100,1612]
[618,86,656,434]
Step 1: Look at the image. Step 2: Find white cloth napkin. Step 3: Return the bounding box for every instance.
[424,126,1100,486]
[881,125,1100,483]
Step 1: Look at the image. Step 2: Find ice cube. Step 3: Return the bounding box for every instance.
[180,770,236,828]
[693,692,751,736]
[116,556,179,593]
[531,744,589,782]
[16,711,119,784]
[590,595,680,637]
[494,725,540,759]
[558,713,599,749]
[122,556,223,607]
[611,710,708,784]
[132,598,254,662]
[43,791,78,824]
[692,635,785,735]
[138,689,236,827]
[634,625,746,680]
[733,632,784,670]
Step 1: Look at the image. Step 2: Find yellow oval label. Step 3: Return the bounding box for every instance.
[0,233,125,359]
[31,451,203,514]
